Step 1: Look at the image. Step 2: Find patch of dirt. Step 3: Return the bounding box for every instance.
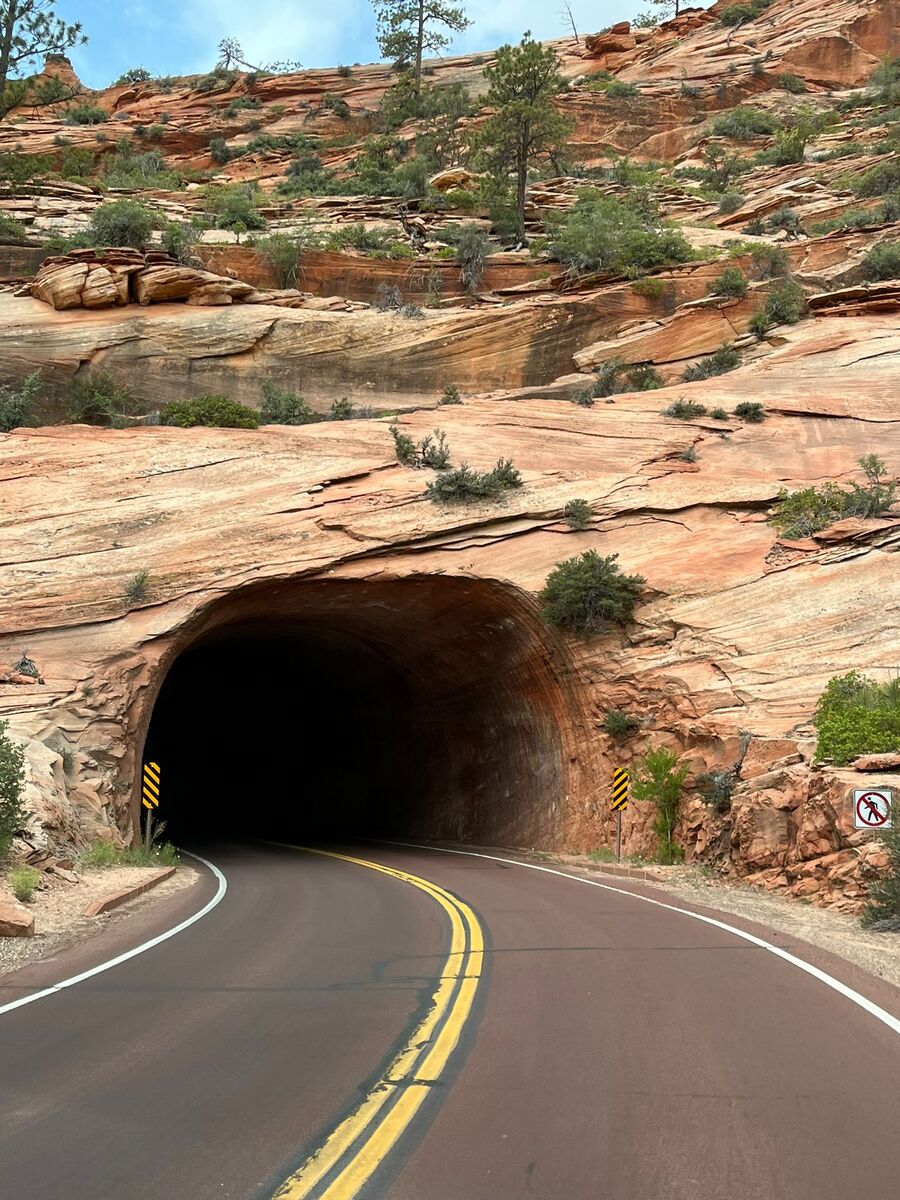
[0,863,197,979]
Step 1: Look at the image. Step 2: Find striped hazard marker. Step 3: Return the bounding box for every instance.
[142,761,160,811]
[611,767,629,811]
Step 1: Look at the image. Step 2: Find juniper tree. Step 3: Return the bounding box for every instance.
[0,0,84,98]
[373,0,470,94]
[476,33,573,244]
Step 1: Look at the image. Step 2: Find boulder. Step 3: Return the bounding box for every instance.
[0,893,34,937]
[851,752,900,772]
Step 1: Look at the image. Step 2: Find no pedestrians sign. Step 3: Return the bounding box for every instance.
[853,788,893,830]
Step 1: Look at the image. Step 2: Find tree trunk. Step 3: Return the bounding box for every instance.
[414,0,425,94]
[0,1,21,99]
[516,141,527,245]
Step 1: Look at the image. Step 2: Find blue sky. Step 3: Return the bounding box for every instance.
[50,0,653,90]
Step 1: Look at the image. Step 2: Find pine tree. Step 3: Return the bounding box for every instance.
[373,0,470,94]
[0,0,84,99]
[476,33,573,244]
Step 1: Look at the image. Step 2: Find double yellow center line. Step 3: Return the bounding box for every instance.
[272,847,484,1200]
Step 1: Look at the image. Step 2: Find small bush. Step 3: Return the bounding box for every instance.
[66,103,107,125]
[209,137,232,165]
[65,372,141,426]
[257,231,315,288]
[259,380,320,425]
[710,266,748,299]
[734,401,765,422]
[664,399,708,419]
[124,570,150,604]
[438,222,491,293]
[859,241,900,281]
[161,221,197,263]
[563,498,592,530]
[748,244,789,280]
[160,395,260,429]
[0,372,42,432]
[0,720,26,861]
[707,106,777,140]
[605,81,639,99]
[718,191,745,215]
[696,768,738,813]
[711,407,729,421]
[204,184,266,232]
[88,200,157,250]
[329,398,355,421]
[815,671,900,766]
[682,344,741,382]
[0,212,28,244]
[777,73,807,93]
[755,280,808,333]
[550,193,693,276]
[81,838,179,867]
[426,459,522,503]
[390,424,451,469]
[539,551,644,636]
[115,67,152,86]
[765,206,804,236]
[7,865,41,902]
[770,455,895,539]
[439,384,462,406]
[603,709,639,738]
[337,65,352,78]
[861,826,900,931]
[851,158,900,198]
[632,746,688,864]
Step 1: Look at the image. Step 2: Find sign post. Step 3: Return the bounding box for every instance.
[612,767,629,863]
[853,787,893,831]
[142,761,160,853]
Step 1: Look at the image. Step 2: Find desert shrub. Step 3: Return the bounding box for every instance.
[209,137,232,164]
[770,454,895,539]
[124,570,149,604]
[204,184,266,231]
[65,372,142,426]
[748,244,789,280]
[750,280,808,335]
[7,865,41,902]
[66,103,107,125]
[224,96,262,118]
[765,205,804,236]
[734,401,765,422]
[115,67,152,85]
[439,384,462,405]
[321,93,351,119]
[711,407,729,420]
[605,80,639,99]
[161,221,197,263]
[160,394,260,429]
[718,191,745,214]
[550,193,693,276]
[603,709,640,738]
[88,200,156,249]
[426,459,522,503]
[101,140,181,189]
[861,826,900,931]
[859,241,900,281]
[375,282,403,311]
[679,446,698,463]
[326,223,399,256]
[438,222,491,293]
[851,158,900,197]
[338,65,352,78]
[583,358,663,399]
[707,106,777,140]
[815,671,900,765]
[743,218,766,235]
[390,425,451,469]
[696,768,739,813]
[710,266,748,299]
[328,398,373,420]
[682,344,741,381]
[0,372,42,431]
[632,746,688,864]
[259,380,320,425]
[257,231,316,287]
[563,498,592,530]
[81,838,179,867]
[0,720,25,861]
[777,73,807,94]
[0,212,27,243]
[664,399,708,419]
[539,551,644,636]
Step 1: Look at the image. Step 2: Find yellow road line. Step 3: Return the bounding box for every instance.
[270,846,484,1200]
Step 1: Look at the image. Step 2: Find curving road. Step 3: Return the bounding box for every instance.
[1,840,899,1200]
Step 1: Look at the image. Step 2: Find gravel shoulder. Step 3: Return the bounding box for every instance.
[0,863,198,980]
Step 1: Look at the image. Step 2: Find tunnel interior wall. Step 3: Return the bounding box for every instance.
[139,576,589,849]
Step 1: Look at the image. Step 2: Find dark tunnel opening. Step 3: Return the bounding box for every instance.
[140,578,582,852]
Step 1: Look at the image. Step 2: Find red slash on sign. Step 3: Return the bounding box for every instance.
[856,792,890,827]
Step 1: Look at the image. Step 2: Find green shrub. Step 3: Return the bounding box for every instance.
[65,372,141,426]
[696,768,738,813]
[259,380,320,425]
[322,93,351,119]
[209,137,232,164]
[664,399,708,419]
[859,241,900,281]
[748,244,789,280]
[124,570,150,604]
[0,720,25,861]
[550,193,693,276]
[582,358,663,400]
[563,498,592,530]
[426,459,522,503]
[777,73,807,93]
[539,551,644,636]
[338,65,352,78]
[66,103,107,125]
[390,424,451,469]
[861,825,900,930]
[711,407,729,421]
[257,231,316,288]
[753,280,808,334]
[0,151,54,183]
[769,455,895,539]
[851,158,900,198]
[81,838,179,867]
[682,344,741,382]
[161,394,260,429]
[0,372,42,431]
[710,266,748,299]
[438,222,491,293]
[632,746,688,864]
[718,191,745,214]
[204,184,266,231]
[707,106,777,140]
[0,212,28,244]
[161,221,197,263]
[605,80,639,98]
[88,200,157,249]
[115,67,152,86]
[439,384,462,405]
[7,865,41,902]
[765,206,804,236]
[734,401,765,422]
[815,671,900,765]
[603,709,639,738]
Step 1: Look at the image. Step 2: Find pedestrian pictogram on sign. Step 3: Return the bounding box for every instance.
[612,767,629,812]
[853,788,892,830]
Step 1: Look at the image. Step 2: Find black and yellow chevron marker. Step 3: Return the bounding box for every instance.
[612,766,629,811]
[142,761,160,811]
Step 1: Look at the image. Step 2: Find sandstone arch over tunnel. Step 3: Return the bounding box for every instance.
[135,575,593,848]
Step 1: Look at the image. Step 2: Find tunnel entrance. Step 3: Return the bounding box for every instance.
[141,577,582,850]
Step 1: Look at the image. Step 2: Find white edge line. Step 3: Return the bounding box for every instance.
[383,840,900,1039]
[0,850,227,1017]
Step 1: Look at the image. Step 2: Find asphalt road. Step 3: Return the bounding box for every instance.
[1,840,899,1200]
